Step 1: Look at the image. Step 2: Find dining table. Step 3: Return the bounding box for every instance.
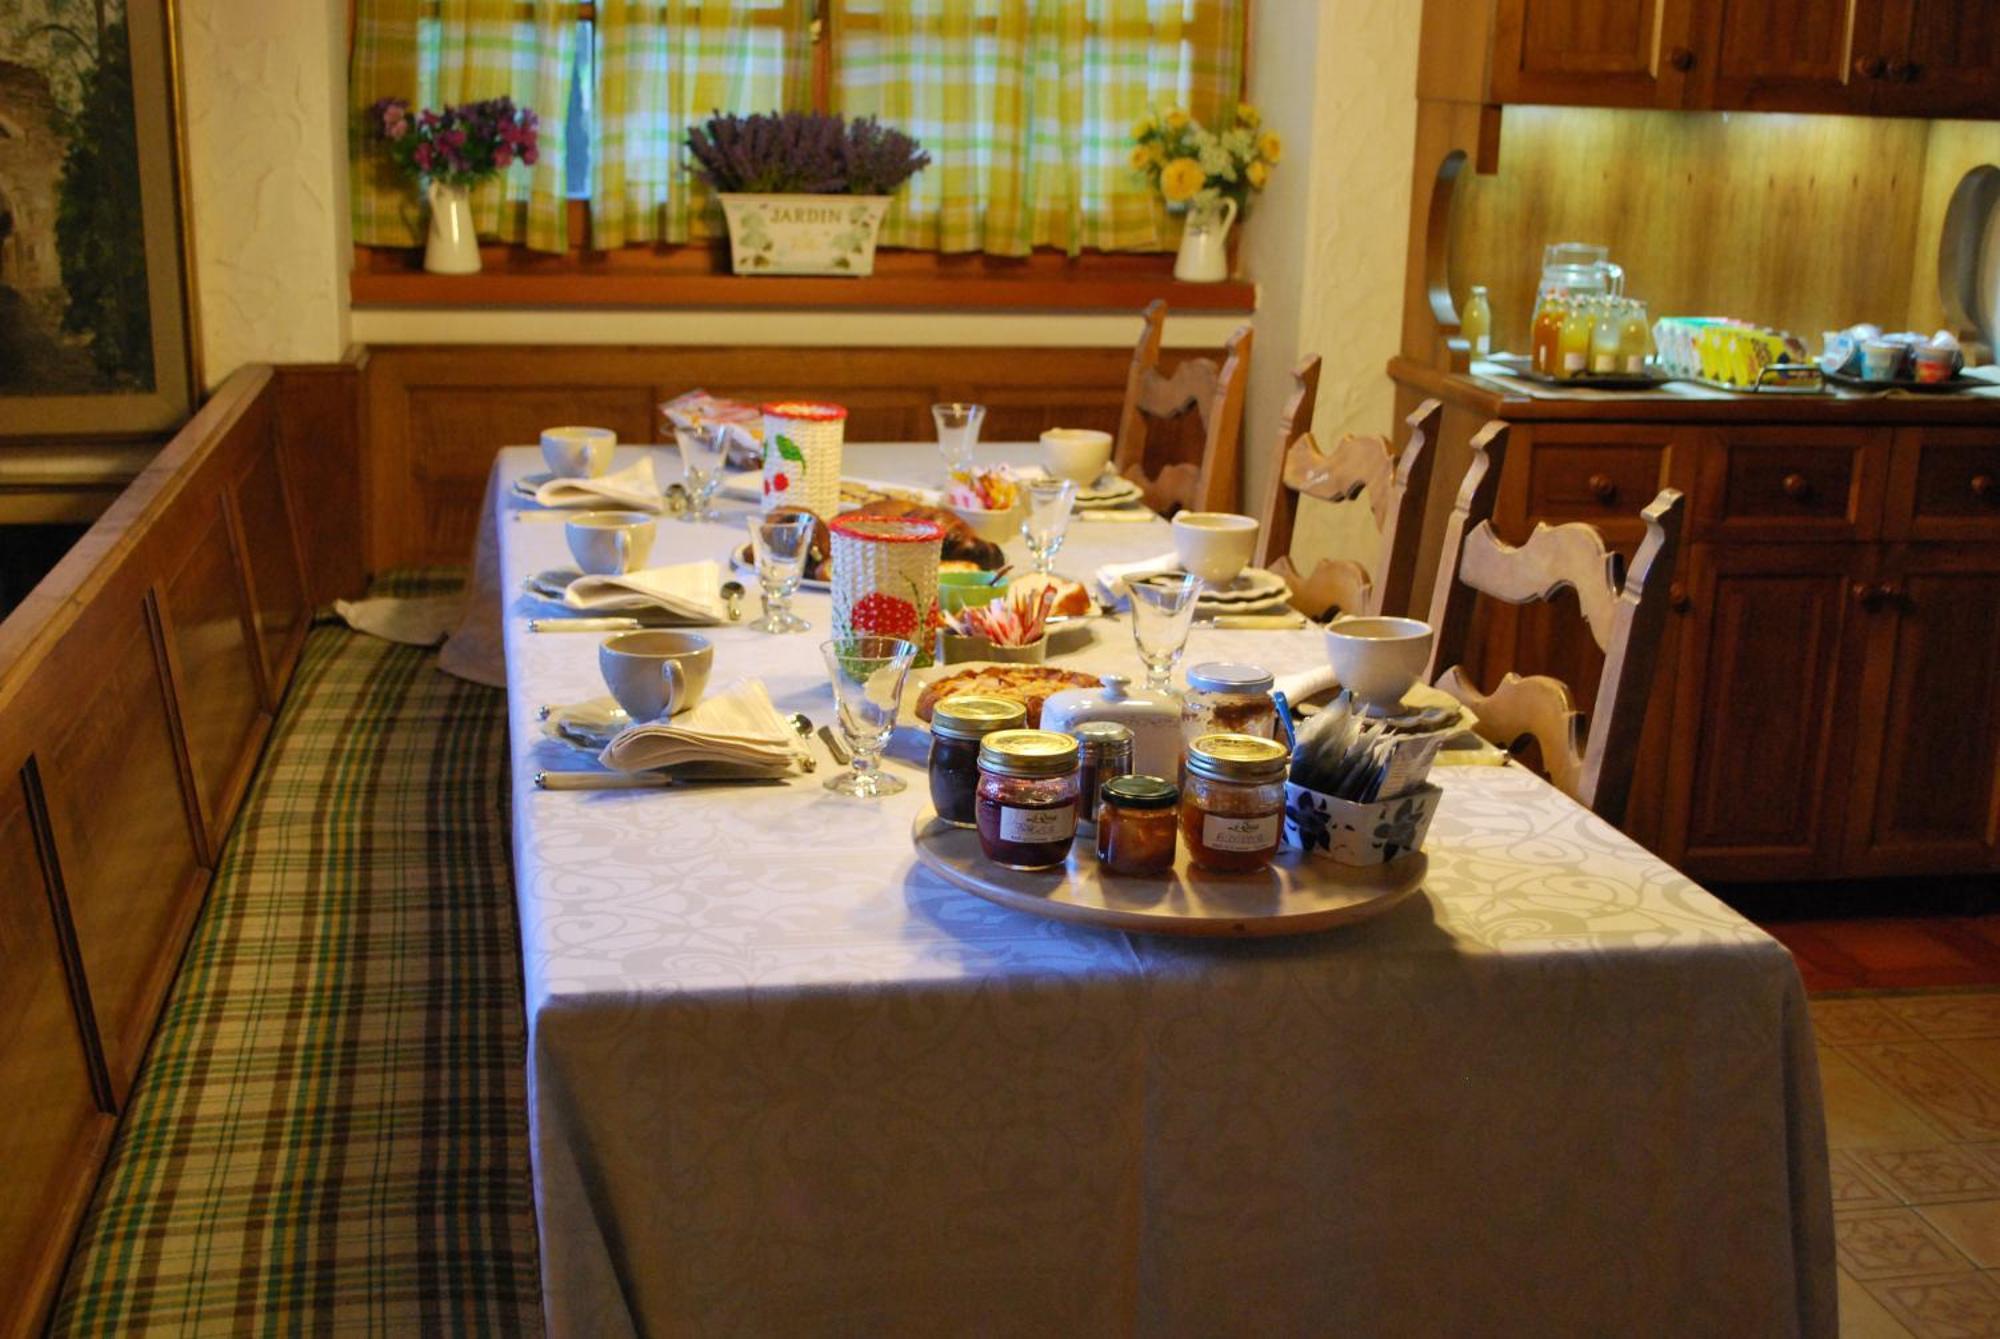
[482,440,1835,1338]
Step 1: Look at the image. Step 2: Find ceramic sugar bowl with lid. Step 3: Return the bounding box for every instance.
[1040,672,1182,779]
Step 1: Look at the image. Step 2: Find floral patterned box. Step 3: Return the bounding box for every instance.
[1282,782,1441,866]
[718,194,892,276]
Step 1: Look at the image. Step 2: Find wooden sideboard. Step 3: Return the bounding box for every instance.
[1390,359,2000,887]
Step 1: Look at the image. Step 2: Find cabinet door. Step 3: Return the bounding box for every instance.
[1661,544,1865,880]
[1870,0,2000,118]
[1490,0,1696,107]
[1693,0,1877,112]
[1842,550,2000,876]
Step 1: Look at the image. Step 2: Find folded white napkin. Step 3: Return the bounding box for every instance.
[564,559,726,622]
[598,679,798,777]
[1272,665,1339,704]
[533,456,662,511]
[1094,551,1181,601]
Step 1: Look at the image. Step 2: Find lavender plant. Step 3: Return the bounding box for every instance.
[686,111,930,196]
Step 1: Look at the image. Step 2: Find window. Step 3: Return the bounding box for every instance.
[351,0,1245,260]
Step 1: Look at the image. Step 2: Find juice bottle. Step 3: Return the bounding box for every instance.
[1619,300,1651,373]
[1531,292,1567,376]
[1559,296,1594,379]
[1462,285,1492,358]
[1590,297,1624,374]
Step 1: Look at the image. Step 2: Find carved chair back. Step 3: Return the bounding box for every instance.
[1424,422,1685,825]
[1113,299,1253,515]
[1255,374,1442,620]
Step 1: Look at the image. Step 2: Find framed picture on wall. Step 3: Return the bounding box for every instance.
[0,0,195,438]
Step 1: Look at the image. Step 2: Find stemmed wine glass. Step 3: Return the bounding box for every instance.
[674,422,729,522]
[821,636,919,796]
[749,510,815,633]
[932,403,986,477]
[1129,573,1202,692]
[1021,477,1076,576]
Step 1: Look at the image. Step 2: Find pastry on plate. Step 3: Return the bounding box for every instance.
[916,665,1102,728]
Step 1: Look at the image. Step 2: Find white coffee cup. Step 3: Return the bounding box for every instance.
[1324,616,1434,717]
[542,425,617,478]
[1040,428,1113,485]
[599,630,713,721]
[565,511,655,576]
[1172,511,1260,588]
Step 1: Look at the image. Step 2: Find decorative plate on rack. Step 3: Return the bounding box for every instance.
[912,810,1427,938]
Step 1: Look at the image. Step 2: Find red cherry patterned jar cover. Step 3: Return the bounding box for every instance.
[829,515,944,666]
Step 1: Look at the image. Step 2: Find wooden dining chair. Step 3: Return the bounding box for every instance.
[1254,367,1443,620]
[1423,421,1685,826]
[1113,299,1253,515]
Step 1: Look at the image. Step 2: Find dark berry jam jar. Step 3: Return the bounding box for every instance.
[975,729,1081,871]
[928,695,1028,827]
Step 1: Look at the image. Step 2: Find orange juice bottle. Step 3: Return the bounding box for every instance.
[1531,292,1567,375]
[1559,297,1594,379]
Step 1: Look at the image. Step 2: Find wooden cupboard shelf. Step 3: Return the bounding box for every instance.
[350,243,1257,312]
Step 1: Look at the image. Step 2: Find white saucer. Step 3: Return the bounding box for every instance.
[539,697,633,752]
[1136,566,1289,606]
[524,568,582,602]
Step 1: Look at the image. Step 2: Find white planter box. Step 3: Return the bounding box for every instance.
[718,194,891,277]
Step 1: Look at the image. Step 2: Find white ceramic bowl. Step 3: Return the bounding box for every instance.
[1324,616,1435,716]
[1171,511,1260,587]
[949,500,1024,545]
[1040,428,1113,485]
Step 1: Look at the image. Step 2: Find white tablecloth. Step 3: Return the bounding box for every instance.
[489,444,1834,1338]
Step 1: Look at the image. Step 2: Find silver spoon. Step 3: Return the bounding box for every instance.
[721,580,745,621]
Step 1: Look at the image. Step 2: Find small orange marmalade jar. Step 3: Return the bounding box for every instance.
[1179,733,1290,873]
[1096,774,1180,877]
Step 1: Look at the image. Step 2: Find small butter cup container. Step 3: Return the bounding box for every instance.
[1859,339,1906,383]
[1913,343,1957,385]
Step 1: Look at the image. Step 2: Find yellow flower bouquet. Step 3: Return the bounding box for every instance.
[1130,102,1280,217]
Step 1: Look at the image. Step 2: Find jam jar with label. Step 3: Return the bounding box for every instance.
[1180,733,1290,873]
[1182,662,1278,754]
[976,729,1081,870]
[1096,774,1180,877]
[928,695,1028,827]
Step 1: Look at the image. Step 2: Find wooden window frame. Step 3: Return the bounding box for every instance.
[349,1,1256,311]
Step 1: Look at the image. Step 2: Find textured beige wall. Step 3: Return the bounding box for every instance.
[180,0,352,384]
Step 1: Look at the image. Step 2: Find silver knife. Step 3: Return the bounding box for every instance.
[529,616,674,632]
[816,724,852,765]
[535,770,672,790]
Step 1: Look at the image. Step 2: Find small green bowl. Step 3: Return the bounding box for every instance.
[938,570,1007,614]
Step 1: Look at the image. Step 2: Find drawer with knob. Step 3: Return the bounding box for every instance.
[1891,432,2000,541]
[1697,427,1887,542]
[1523,439,1671,532]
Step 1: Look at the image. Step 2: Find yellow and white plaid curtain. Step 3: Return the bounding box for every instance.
[592,0,813,247]
[831,0,1245,256]
[351,0,576,252]
[350,0,1244,257]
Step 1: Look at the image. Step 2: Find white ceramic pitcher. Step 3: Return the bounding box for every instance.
[424,180,480,275]
[1173,197,1238,284]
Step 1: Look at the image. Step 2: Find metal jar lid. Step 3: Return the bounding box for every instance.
[1100,774,1179,810]
[978,728,1081,778]
[1073,720,1135,759]
[1186,662,1275,695]
[931,695,1028,740]
[1186,732,1290,784]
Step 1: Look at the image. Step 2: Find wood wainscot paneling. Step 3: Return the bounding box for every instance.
[274,354,368,606]
[0,770,114,1339]
[363,343,1218,568]
[0,366,317,1337]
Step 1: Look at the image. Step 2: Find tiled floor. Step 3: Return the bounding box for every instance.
[1817,991,2000,1336]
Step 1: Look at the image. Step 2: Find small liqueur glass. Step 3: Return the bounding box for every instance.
[932,402,986,476]
[749,509,815,633]
[821,635,918,797]
[1129,572,1202,692]
[1021,477,1076,576]
[674,421,729,522]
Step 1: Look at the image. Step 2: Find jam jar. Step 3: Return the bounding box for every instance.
[1071,720,1134,832]
[1096,775,1180,877]
[976,729,1082,870]
[1180,733,1290,873]
[1182,662,1278,753]
[928,695,1028,827]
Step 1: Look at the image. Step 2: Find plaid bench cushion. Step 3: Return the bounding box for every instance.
[52,573,541,1337]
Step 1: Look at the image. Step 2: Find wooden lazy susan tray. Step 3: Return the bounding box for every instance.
[911,810,1427,938]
